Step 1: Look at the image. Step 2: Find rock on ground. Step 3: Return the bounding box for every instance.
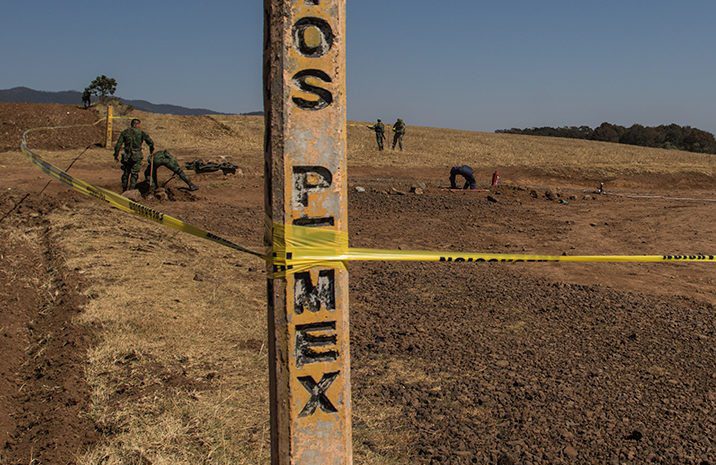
[121,189,142,202]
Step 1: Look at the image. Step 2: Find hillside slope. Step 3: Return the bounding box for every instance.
[131,110,716,187]
[0,87,230,116]
[4,102,714,183]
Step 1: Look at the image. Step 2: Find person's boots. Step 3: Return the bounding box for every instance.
[128,173,139,190]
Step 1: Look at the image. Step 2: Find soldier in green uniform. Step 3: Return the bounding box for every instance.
[81,89,91,109]
[367,119,386,150]
[113,119,155,191]
[392,118,406,151]
[145,150,199,191]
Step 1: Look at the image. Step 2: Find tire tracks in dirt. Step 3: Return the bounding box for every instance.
[0,193,98,465]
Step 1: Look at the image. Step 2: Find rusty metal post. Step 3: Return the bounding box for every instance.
[105,105,114,148]
[264,0,351,464]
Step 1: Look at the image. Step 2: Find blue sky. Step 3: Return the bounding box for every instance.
[1,0,714,132]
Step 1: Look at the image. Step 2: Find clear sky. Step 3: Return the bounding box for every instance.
[1,0,714,132]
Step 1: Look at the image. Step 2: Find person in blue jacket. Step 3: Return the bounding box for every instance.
[449,165,477,190]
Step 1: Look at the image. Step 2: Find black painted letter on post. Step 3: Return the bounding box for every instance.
[292,69,334,111]
[294,270,336,314]
[298,372,340,417]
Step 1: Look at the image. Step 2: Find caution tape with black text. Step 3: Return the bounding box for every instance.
[19,120,716,277]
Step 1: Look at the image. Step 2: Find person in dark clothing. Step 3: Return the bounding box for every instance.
[392,118,406,151]
[367,119,386,150]
[146,150,198,191]
[450,165,477,190]
[81,89,92,108]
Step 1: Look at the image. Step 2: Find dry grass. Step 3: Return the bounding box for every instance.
[138,111,716,178]
[48,204,269,465]
[135,112,716,178]
[4,110,713,185]
[352,358,435,465]
[0,226,44,294]
[115,112,264,164]
[345,122,716,178]
[47,200,415,464]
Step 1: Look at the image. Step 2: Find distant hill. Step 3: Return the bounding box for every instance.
[0,86,261,116]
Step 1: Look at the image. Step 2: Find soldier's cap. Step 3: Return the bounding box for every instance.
[377,119,382,122]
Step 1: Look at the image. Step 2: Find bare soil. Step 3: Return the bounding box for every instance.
[0,103,714,464]
[0,193,98,465]
[347,187,715,465]
[0,103,103,152]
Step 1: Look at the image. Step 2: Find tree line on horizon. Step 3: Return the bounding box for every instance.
[496,122,716,155]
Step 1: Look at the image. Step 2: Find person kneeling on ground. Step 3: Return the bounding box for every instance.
[450,165,477,190]
[145,150,199,191]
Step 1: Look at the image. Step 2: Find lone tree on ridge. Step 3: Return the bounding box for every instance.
[87,75,118,102]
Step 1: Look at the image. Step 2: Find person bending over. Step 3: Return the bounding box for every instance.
[145,149,198,191]
[450,165,477,190]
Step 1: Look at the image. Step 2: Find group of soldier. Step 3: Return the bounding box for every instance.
[113,118,198,193]
[366,117,480,190]
[114,117,480,195]
[367,118,406,151]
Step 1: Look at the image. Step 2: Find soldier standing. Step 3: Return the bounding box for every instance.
[145,150,199,191]
[367,119,386,150]
[113,118,155,192]
[392,118,406,151]
[81,89,91,108]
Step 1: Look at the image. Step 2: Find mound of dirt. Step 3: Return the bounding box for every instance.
[0,103,104,152]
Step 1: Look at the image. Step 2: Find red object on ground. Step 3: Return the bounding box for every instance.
[492,171,500,187]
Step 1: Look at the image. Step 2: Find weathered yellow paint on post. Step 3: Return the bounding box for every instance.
[105,105,114,148]
[264,1,351,464]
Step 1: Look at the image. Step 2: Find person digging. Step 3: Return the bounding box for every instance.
[145,149,199,192]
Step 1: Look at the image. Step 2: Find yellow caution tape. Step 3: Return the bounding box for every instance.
[19,121,715,277]
[270,223,715,276]
[20,123,264,259]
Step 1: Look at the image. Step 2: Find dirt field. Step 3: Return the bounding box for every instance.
[0,103,714,464]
